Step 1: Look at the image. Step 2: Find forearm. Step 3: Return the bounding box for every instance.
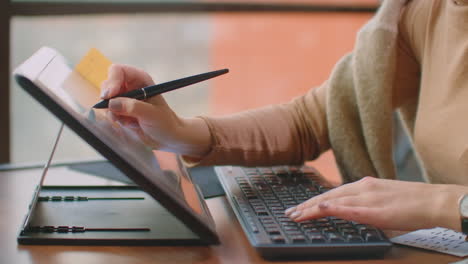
[182,84,330,167]
[197,105,308,166]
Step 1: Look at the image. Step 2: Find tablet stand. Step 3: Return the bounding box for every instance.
[17,124,206,246]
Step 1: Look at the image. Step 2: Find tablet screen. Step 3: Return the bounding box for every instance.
[14,47,218,243]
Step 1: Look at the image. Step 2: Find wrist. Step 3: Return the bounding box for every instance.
[177,117,212,157]
[434,185,467,232]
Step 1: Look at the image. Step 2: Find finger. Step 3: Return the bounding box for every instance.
[286,178,367,215]
[285,177,383,219]
[120,64,154,91]
[117,116,138,128]
[106,110,118,123]
[124,119,140,129]
[101,64,154,99]
[108,97,159,125]
[130,125,160,148]
[106,108,138,127]
[101,64,125,98]
[313,204,383,227]
[111,114,160,149]
[146,94,170,108]
[290,195,361,222]
[292,201,380,226]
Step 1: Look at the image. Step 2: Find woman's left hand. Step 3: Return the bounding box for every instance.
[285,176,467,231]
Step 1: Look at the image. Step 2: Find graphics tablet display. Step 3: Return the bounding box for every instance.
[14,47,219,244]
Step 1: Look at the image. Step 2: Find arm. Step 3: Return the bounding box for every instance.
[102,64,330,165]
[184,84,330,167]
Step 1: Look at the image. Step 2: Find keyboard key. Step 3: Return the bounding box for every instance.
[355,225,377,233]
[270,206,285,210]
[308,234,327,243]
[326,233,345,243]
[340,228,358,235]
[331,219,348,225]
[243,168,258,175]
[316,223,333,228]
[266,228,281,235]
[287,231,304,237]
[265,202,282,207]
[336,224,355,230]
[283,201,297,207]
[319,187,331,193]
[290,235,307,243]
[299,223,316,229]
[255,211,269,216]
[270,235,286,244]
[364,231,382,242]
[253,205,267,211]
[248,222,259,233]
[284,226,300,232]
[346,234,364,242]
[304,230,322,237]
[281,222,298,228]
[259,216,274,222]
[315,218,330,224]
[262,221,276,227]
[322,227,338,234]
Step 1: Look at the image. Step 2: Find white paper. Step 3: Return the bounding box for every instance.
[391,227,468,257]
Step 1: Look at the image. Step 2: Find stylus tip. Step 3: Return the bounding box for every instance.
[93,100,108,109]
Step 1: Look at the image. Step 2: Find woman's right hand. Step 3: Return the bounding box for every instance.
[101,64,212,157]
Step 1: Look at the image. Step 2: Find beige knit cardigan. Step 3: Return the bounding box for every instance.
[328,0,417,182]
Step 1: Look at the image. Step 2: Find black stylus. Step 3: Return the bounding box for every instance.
[93,68,229,109]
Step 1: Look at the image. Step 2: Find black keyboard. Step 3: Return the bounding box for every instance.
[215,165,392,259]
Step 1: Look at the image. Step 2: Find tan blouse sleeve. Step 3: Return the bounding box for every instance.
[183,83,330,167]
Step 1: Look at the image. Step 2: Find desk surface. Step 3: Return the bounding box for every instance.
[0,164,461,264]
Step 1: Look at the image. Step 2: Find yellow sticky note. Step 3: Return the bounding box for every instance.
[75,48,112,91]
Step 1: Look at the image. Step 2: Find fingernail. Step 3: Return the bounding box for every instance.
[109,100,123,112]
[101,89,109,99]
[285,206,297,216]
[289,210,302,220]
